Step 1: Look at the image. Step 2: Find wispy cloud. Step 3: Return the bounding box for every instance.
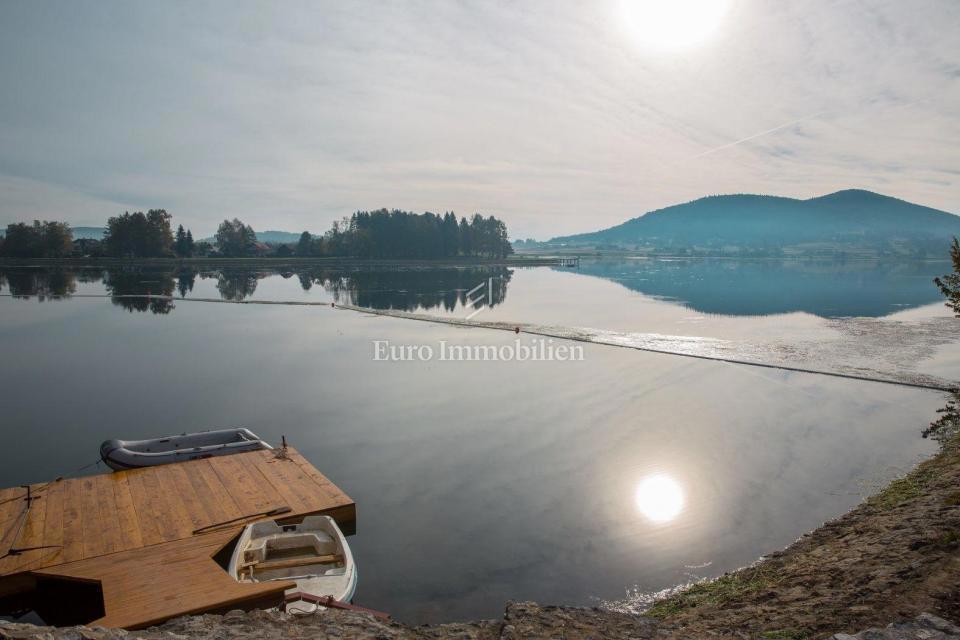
[0,0,957,238]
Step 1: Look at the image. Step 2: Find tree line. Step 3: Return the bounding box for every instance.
[1,208,513,259]
[297,210,512,259]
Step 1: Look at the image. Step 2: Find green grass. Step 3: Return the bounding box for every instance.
[645,565,780,618]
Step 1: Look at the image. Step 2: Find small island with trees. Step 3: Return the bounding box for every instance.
[0,208,530,264]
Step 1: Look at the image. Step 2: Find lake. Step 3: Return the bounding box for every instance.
[0,258,956,623]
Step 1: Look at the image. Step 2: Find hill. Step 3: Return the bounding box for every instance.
[548,190,960,257]
[71,226,107,240]
[253,230,306,244]
[0,225,106,239]
[198,230,309,244]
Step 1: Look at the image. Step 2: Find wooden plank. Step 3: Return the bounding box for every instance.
[187,459,243,525]
[162,463,208,530]
[0,486,26,558]
[94,475,123,556]
[39,479,66,567]
[79,477,105,559]
[110,475,143,550]
[34,528,294,629]
[242,451,312,514]
[152,465,199,537]
[122,470,163,546]
[5,478,50,571]
[208,454,285,516]
[60,477,85,563]
[286,449,349,503]
[250,553,342,571]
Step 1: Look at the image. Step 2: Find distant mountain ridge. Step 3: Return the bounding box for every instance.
[548,190,960,257]
[197,230,307,244]
[72,226,108,240]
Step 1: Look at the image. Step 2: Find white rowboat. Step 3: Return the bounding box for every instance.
[228,515,357,613]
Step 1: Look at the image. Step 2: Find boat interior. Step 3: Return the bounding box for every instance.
[237,528,345,582]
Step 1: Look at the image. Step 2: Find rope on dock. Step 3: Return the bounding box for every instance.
[1,293,954,392]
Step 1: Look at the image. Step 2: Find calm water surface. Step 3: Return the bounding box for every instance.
[0,259,953,623]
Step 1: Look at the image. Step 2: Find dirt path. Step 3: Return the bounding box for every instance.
[646,436,960,638]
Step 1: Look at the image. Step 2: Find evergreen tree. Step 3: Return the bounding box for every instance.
[175,225,188,257]
[297,231,313,256]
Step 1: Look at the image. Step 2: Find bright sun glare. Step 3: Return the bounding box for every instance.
[619,0,731,51]
[635,474,685,522]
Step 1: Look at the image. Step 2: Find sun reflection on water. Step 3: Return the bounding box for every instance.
[635,474,685,523]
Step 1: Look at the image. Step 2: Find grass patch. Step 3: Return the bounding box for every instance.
[866,460,942,510]
[944,490,960,506]
[645,565,780,618]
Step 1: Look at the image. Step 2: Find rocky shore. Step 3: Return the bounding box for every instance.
[1,606,958,640]
[3,437,958,639]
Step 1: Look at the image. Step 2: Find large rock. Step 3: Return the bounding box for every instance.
[830,613,960,640]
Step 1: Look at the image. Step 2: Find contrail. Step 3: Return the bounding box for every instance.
[689,112,824,159]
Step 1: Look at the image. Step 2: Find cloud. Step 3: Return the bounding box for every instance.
[0,0,957,239]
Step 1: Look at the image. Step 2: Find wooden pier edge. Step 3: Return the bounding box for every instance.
[0,447,355,629]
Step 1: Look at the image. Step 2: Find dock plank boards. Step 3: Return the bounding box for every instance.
[208,454,285,516]
[60,477,84,563]
[40,480,66,567]
[0,486,25,558]
[189,459,243,524]
[0,447,355,629]
[33,528,293,629]
[110,475,143,550]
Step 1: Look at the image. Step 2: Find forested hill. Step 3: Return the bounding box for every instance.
[548,190,960,256]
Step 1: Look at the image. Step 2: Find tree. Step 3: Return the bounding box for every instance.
[103,210,173,257]
[0,221,73,258]
[926,238,960,444]
[297,231,313,256]
[934,237,960,317]
[313,209,513,259]
[175,225,189,257]
[215,219,257,257]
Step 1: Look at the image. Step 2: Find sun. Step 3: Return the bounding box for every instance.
[619,0,731,51]
[635,474,685,522]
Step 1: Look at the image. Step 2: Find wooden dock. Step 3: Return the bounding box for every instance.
[0,447,354,629]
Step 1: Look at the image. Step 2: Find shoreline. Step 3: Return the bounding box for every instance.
[644,432,960,637]
[2,436,958,638]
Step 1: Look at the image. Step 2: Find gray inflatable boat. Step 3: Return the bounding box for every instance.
[100,428,273,471]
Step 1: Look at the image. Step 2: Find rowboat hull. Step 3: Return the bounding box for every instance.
[228,515,357,612]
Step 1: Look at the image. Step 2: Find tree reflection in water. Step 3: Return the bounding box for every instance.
[102,267,176,314]
[2,268,77,301]
[0,265,513,314]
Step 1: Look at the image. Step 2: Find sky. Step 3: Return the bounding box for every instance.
[0,0,958,239]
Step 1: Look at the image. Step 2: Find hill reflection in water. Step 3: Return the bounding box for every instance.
[565,258,948,318]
